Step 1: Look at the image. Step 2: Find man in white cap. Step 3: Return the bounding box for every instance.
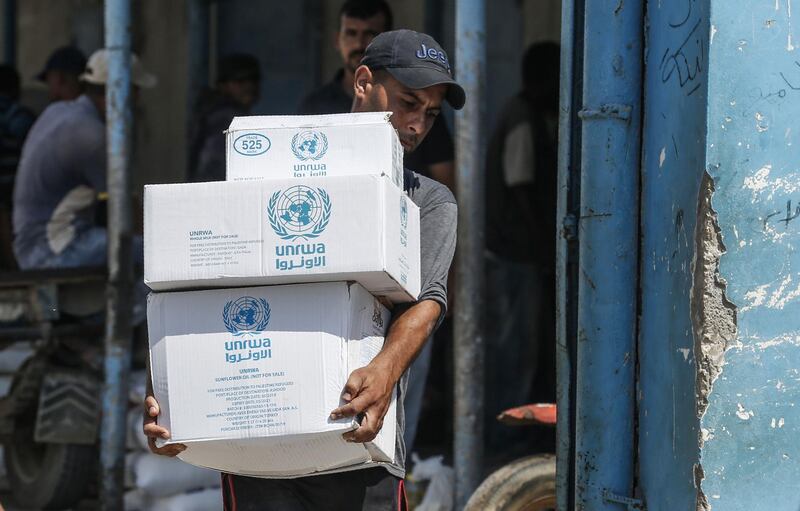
[12,49,155,269]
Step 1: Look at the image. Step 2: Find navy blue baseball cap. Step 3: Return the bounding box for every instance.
[361,29,466,110]
[36,46,87,81]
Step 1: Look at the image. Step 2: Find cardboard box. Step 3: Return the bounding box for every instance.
[148,282,397,477]
[226,112,404,189]
[144,174,420,302]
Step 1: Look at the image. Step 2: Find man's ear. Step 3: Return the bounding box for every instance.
[353,65,374,99]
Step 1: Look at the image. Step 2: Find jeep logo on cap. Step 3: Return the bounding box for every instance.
[415,43,450,70]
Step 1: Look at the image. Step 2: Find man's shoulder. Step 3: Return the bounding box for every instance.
[35,99,104,154]
[45,98,103,132]
[403,169,456,211]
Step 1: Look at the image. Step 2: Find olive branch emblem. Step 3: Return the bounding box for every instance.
[223,298,271,337]
[291,131,329,161]
[267,187,332,241]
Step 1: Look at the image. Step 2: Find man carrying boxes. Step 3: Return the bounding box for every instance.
[143,29,463,510]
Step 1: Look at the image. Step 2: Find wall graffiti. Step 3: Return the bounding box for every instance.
[660,0,705,96]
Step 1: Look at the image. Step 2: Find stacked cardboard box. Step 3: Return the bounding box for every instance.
[145,113,418,477]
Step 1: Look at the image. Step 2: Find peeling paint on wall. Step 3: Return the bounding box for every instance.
[690,172,738,511]
[692,173,738,419]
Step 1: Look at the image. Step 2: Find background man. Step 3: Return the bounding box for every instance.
[484,42,560,459]
[35,46,87,102]
[298,0,455,191]
[12,48,156,270]
[145,30,463,511]
[188,53,261,182]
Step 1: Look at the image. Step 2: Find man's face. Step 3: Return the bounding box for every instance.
[45,70,82,102]
[336,14,386,74]
[220,79,260,109]
[354,69,446,153]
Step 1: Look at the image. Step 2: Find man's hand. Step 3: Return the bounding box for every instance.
[330,362,396,443]
[143,395,186,457]
[330,299,442,443]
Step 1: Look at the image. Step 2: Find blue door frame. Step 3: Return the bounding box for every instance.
[560,1,800,509]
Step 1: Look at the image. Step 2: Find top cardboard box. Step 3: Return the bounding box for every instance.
[225,112,404,189]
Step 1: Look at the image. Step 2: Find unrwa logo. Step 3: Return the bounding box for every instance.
[267,185,332,241]
[223,296,271,336]
[291,130,328,161]
[372,301,384,329]
[400,196,409,230]
[234,133,271,156]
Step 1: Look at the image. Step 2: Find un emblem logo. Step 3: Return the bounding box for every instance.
[291,130,329,161]
[267,185,333,241]
[400,196,408,230]
[223,296,271,336]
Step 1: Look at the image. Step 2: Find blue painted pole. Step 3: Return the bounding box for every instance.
[453,0,486,508]
[100,0,134,508]
[556,0,584,508]
[574,0,643,509]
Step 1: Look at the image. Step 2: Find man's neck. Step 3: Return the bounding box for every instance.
[340,68,355,99]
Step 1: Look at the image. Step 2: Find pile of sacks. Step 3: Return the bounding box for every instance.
[125,371,221,510]
[144,113,420,478]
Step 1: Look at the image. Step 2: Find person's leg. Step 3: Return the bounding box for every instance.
[221,473,306,511]
[484,252,539,454]
[222,468,405,511]
[402,335,433,456]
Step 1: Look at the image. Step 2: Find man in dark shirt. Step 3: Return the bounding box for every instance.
[145,30,462,511]
[298,0,455,190]
[484,42,560,456]
[188,53,260,182]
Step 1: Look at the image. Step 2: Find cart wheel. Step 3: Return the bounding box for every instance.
[4,397,96,509]
[465,454,556,511]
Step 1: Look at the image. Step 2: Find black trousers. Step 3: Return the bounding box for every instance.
[222,468,407,511]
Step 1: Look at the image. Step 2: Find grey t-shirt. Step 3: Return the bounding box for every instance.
[386,168,457,477]
[12,95,106,264]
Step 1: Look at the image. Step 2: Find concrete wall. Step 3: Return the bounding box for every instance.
[523,0,561,46]
[699,1,800,509]
[132,1,189,186]
[18,0,103,112]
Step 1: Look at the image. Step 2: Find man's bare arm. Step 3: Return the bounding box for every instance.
[330,299,441,442]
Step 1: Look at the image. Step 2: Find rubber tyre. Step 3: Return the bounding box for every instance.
[4,409,96,509]
[465,454,556,511]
